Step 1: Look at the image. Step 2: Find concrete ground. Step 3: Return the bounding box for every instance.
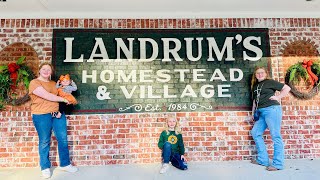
[1,159,319,180]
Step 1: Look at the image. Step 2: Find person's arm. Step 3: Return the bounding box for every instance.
[251,100,257,121]
[33,86,68,103]
[269,84,291,101]
[56,80,61,88]
[178,134,186,161]
[65,81,77,92]
[252,100,256,114]
[158,132,165,149]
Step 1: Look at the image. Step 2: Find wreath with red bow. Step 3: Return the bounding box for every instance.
[285,60,320,99]
[0,56,35,110]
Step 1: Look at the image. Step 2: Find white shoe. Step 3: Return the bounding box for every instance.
[41,168,51,179]
[160,163,169,174]
[60,164,78,173]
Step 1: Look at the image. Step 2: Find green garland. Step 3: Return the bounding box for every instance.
[287,63,308,84]
[0,56,35,110]
[312,62,320,78]
[285,61,320,99]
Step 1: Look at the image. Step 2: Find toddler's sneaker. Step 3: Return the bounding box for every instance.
[60,164,78,173]
[41,168,51,179]
[160,163,169,174]
[51,112,58,117]
[183,161,188,170]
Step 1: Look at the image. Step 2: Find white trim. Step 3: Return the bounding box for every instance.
[1,11,320,19]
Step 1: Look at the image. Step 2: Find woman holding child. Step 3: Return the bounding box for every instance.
[29,62,78,178]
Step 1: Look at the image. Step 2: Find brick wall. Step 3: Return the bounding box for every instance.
[1,18,320,168]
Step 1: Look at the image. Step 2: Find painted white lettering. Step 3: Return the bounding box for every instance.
[230,68,243,81]
[140,85,145,98]
[88,38,110,62]
[156,69,171,83]
[163,85,177,98]
[193,69,206,82]
[185,37,203,61]
[100,70,114,83]
[174,69,190,82]
[147,86,161,98]
[115,38,134,60]
[162,38,183,62]
[218,85,231,97]
[209,69,227,81]
[140,70,153,83]
[64,37,84,62]
[120,86,137,98]
[243,36,262,61]
[200,85,215,98]
[138,38,159,62]
[181,85,197,98]
[207,37,235,61]
[82,70,97,83]
[118,70,137,83]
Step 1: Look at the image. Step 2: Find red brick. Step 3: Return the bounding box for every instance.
[1,18,320,168]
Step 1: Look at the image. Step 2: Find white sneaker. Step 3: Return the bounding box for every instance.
[60,164,78,173]
[160,163,170,174]
[41,168,51,179]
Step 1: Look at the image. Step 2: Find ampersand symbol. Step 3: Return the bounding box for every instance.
[96,86,111,100]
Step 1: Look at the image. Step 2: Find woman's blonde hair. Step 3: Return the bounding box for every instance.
[39,62,54,71]
[165,117,182,135]
[250,66,271,90]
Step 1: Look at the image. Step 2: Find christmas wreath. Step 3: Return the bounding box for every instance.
[0,56,35,110]
[285,60,320,99]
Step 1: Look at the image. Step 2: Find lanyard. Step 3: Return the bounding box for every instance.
[254,83,264,109]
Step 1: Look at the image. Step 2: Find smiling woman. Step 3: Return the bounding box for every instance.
[28,62,78,178]
[250,66,291,171]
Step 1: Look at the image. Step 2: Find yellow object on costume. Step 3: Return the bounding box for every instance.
[168,135,178,144]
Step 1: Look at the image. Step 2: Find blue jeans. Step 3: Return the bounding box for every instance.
[32,113,71,170]
[162,142,188,170]
[251,105,284,169]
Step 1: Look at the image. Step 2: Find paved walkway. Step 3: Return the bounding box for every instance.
[1,159,319,180]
